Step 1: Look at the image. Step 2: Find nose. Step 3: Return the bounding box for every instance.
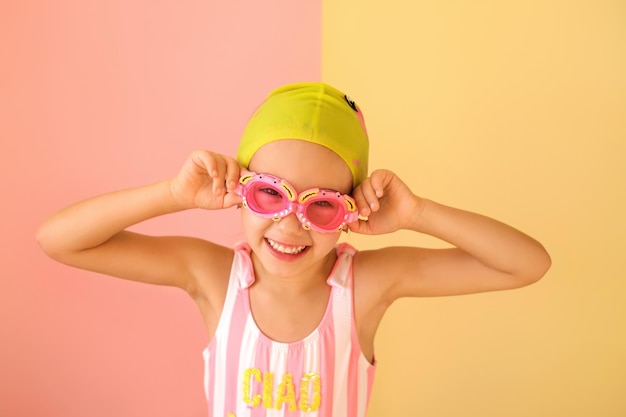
[275,212,305,232]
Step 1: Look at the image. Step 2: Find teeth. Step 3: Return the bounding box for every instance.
[267,239,306,255]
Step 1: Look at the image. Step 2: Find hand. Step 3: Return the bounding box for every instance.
[169,150,243,210]
[348,169,424,235]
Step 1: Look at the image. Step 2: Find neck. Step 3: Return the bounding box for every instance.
[249,250,337,295]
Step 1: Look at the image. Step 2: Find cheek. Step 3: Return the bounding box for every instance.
[240,207,342,248]
[241,209,271,238]
[310,231,342,249]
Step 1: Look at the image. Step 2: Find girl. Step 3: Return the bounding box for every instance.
[36,82,551,417]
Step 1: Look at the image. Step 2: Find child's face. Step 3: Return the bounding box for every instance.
[242,139,353,280]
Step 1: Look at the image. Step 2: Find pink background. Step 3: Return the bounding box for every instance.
[1,1,320,416]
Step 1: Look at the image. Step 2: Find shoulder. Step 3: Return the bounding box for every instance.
[351,247,399,302]
[352,246,411,278]
[351,245,434,302]
[185,239,236,301]
[184,240,238,329]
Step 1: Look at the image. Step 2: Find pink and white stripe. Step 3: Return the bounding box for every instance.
[203,243,375,417]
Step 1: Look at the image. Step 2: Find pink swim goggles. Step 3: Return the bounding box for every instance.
[235,172,359,233]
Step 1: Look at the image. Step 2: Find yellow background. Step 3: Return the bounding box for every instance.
[324,1,625,416]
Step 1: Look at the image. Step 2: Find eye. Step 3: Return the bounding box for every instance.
[313,200,334,208]
[259,187,281,197]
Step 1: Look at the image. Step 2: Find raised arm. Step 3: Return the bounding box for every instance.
[349,169,551,299]
[36,150,243,293]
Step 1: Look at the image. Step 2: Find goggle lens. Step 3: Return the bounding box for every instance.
[302,193,344,230]
[246,182,290,215]
[237,173,357,233]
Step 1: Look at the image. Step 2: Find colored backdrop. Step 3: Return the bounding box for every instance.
[1,1,320,416]
[2,1,625,416]
[325,1,625,416]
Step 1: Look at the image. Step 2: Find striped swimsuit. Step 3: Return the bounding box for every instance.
[203,242,376,417]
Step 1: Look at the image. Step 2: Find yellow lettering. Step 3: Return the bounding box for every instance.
[242,368,262,407]
[274,373,297,411]
[242,369,323,412]
[299,372,322,411]
[262,371,274,409]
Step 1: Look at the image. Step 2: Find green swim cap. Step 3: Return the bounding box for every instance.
[236,82,370,188]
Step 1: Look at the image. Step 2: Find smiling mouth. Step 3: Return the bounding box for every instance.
[266,238,307,255]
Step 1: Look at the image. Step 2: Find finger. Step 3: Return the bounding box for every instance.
[347,218,372,235]
[351,181,371,217]
[223,188,243,208]
[225,157,242,192]
[359,177,381,213]
[368,169,392,198]
[211,157,227,196]
[192,150,217,177]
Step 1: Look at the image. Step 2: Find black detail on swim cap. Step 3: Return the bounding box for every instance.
[344,95,358,112]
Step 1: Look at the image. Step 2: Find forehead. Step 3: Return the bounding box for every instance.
[248,139,352,193]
